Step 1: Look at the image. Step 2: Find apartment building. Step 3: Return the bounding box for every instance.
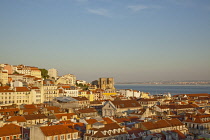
[43,80,58,102]
[0,87,32,105]
[84,122,127,140]
[0,69,8,86]
[102,100,142,117]
[0,86,44,105]
[30,124,81,140]
[14,65,41,78]
[136,118,188,135]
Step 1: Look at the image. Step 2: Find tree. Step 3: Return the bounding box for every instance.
[39,69,49,79]
[13,71,19,74]
[76,83,89,90]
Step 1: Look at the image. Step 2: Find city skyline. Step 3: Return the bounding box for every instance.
[1,0,210,82]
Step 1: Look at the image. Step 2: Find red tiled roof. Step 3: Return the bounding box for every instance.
[6,116,26,122]
[113,117,130,123]
[40,125,79,136]
[24,104,37,109]
[0,124,21,137]
[46,106,64,114]
[72,97,89,101]
[85,119,98,124]
[30,87,40,89]
[0,108,19,113]
[141,118,183,130]
[102,117,114,124]
[15,87,30,92]
[111,100,141,108]
[23,114,47,120]
[55,113,76,120]
[0,86,14,92]
[85,123,127,138]
[77,108,97,113]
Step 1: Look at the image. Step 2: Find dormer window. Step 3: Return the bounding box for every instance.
[108,130,111,135]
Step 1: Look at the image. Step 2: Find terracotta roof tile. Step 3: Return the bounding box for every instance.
[24,104,37,109]
[85,119,98,124]
[102,117,114,124]
[111,100,141,108]
[23,114,47,120]
[0,124,21,137]
[6,116,26,122]
[15,87,30,92]
[40,125,79,136]
[55,113,76,120]
[141,118,183,130]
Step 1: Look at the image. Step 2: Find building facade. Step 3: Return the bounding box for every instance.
[48,68,58,79]
[98,78,115,92]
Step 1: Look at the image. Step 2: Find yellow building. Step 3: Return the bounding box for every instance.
[78,90,87,97]
[0,87,32,105]
[141,92,150,99]
[30,67,41,78]
[102,92,117,100]
[0,70,8,86]
[86,93,94,102]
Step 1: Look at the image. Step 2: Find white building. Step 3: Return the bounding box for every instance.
[119,89,141,98]
[76,80,87,85]
[48,68,58,79]
[58,86,79,97]
[0,86,44,105]
[30,87,44,104]
[56,74,76,85]
[13,81,23,87]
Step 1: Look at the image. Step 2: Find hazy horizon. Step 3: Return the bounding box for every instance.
[1,0,210,82]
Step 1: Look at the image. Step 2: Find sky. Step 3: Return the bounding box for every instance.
[0,0,210,82]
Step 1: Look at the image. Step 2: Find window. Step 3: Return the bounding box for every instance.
[54,136,58,140]
[6,137,10,140]
[73,133,77,139]
[13,136,17,139]
[60,135,64,140]
[24,133,28,138]
[67,134,71,139]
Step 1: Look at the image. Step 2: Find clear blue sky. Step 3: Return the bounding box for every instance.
[0,0,210,82]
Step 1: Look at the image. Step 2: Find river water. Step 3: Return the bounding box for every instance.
[115,84,210,95]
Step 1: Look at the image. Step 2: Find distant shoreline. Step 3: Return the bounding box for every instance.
[115,83,210,86]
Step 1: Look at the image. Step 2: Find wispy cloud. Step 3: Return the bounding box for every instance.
[127,5,149,12]
[127,5,162,12]
[87,8,111,17]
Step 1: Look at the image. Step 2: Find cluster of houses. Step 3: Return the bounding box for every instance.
[0,64,210,140]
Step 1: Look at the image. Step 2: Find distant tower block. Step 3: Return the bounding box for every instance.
[48,68,58,79]
[99,77,115,92]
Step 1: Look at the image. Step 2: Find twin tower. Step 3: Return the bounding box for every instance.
[98,77,115,92]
